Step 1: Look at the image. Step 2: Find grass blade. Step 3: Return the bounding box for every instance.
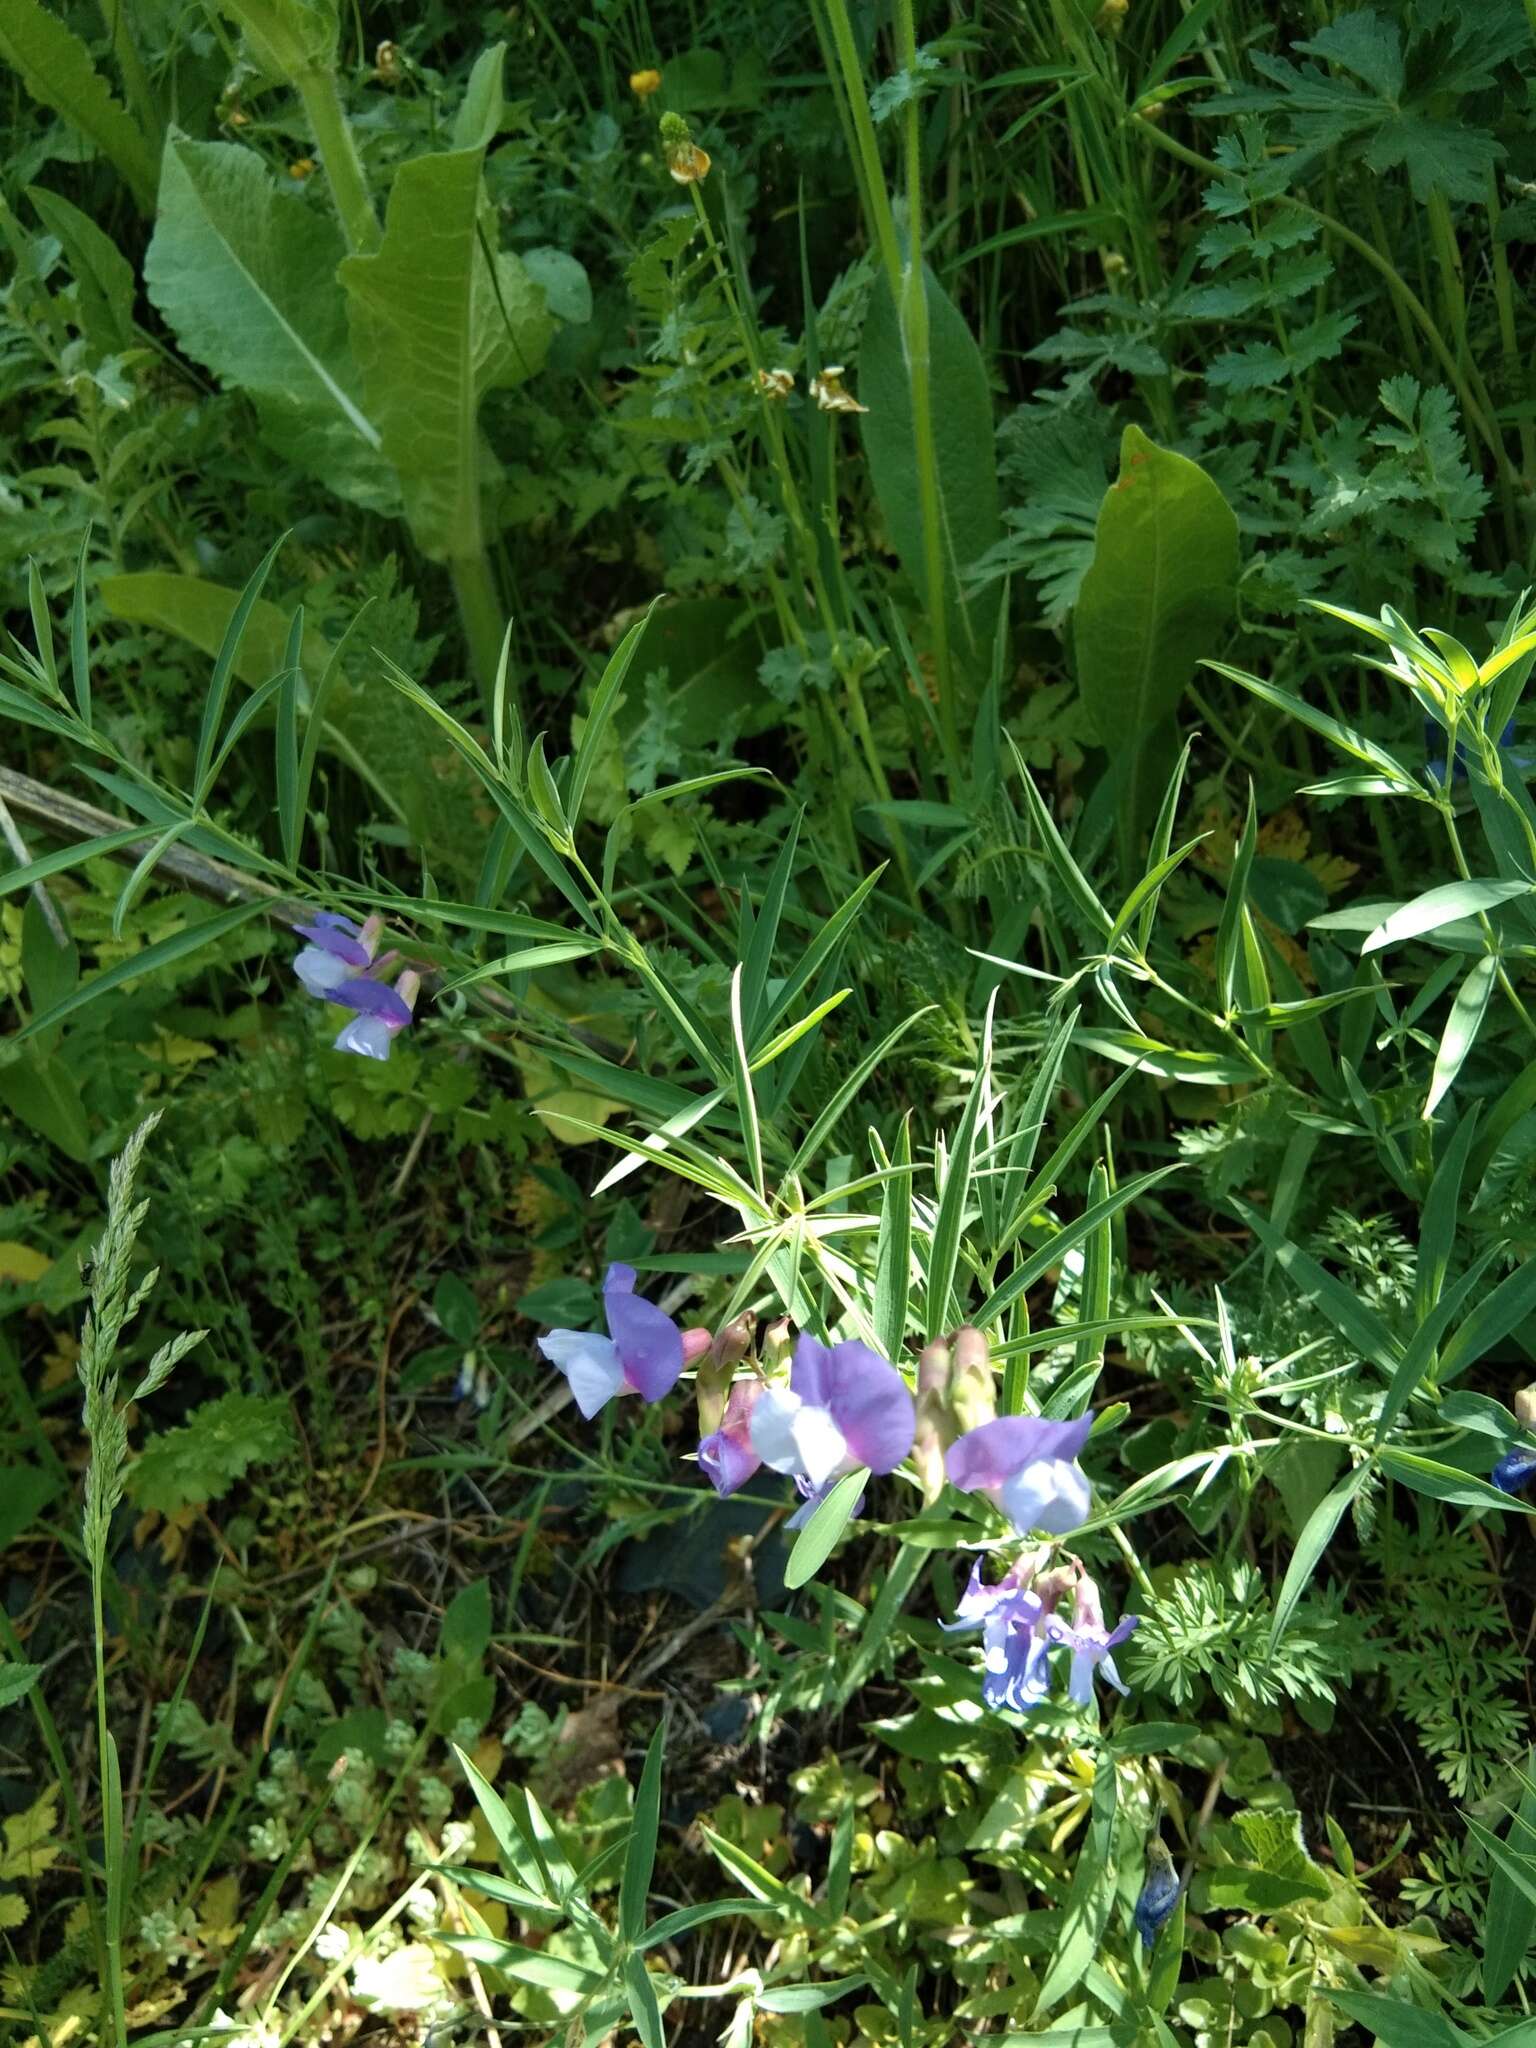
[193,531,287,799]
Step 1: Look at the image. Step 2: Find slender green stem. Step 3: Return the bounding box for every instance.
[293,66,380,255]
[820,0,965,784]
[92,1566,127,2046]
[450,551,508,710]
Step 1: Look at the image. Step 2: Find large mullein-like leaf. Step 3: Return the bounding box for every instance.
[858,262,1001,682]
[1074,424,1238,856]
[144,136,397,512]
[337,44,552,564]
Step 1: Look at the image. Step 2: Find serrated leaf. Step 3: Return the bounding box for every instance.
[126,1392,293,1515]
[338,46,552,564]
[0,0,157,210]
[145,137,394,509]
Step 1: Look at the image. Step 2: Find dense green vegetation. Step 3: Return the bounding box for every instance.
[3,1,1536,2042]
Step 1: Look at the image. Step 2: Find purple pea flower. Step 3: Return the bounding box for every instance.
[538,1263,685,1419]
[943,1559,1054,1715]
[293,911,382,998]
[699,1379,764,1497]
[331,970,420,1060]
[749,1335,915,1518]
[1492,1445,1536,1496]
[1046,1573,1139,1706]
[946,1413,1093,1535]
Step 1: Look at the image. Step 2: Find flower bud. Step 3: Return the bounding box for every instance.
[694,1312,756,1434]
[1515,1383,1536,1429]
[759,1317,793,1377]
[1134,1837,1180,1950]
[630,67,662,97]
[660,112,710,184]
[912,1338,951,1505]
[950,1327,997,1434]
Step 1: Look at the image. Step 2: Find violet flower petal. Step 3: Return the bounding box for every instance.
[605,1288,684,1402]
[294,913,370,965]
[333,1014,395,1060]
[330,976,414,1028]
[294,946,358,998]
[604,1263,638,1296]
[946,1414,1093,1494]
[539,1329,626,1417]
[699,1382,763,1497]
[825,1340,915,1473]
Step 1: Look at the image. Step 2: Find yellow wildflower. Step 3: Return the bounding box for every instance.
[630,67,662,97]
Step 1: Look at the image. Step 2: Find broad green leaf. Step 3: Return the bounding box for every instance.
[1361,880,1532,956]
[0,0,157,210]
[1075,426,1237,850]
[784,1468,867,1590]
[859,262,1001,679]
[0,1053,91,1162]
[99,571,333,684]
[0,1660,42,1710]
[338,46,553,563]
[145,137,394,508]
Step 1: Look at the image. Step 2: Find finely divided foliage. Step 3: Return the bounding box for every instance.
[3,0,1536,2043]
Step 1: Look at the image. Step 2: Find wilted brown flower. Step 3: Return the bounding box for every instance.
[810,364,868,414]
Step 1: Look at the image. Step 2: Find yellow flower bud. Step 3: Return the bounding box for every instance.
[288,157,317,181]
[630,68,662,97]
